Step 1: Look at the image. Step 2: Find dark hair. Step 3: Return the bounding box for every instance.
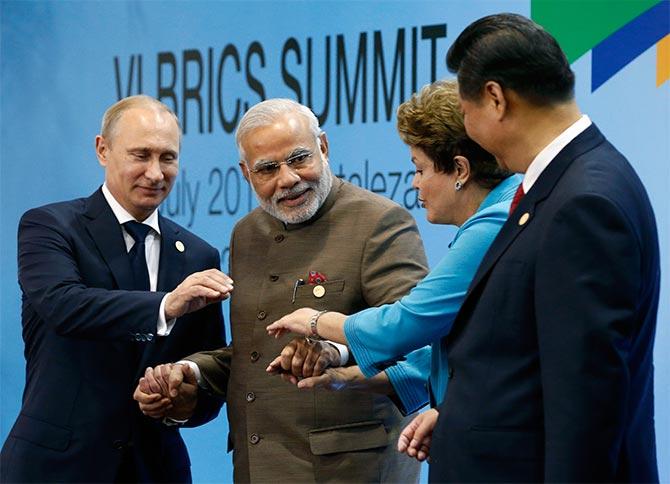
[397,79,511,189]
[447,13,575,105]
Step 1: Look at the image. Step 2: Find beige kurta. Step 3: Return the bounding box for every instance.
[189,178,428,483]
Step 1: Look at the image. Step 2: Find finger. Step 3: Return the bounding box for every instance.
[198,268,234,286]
[280,344,298,372]
[138,376,150,394]
[180,363,196,385]
[313,353,331,376]
[296,374,329,390]
[168,366,185,398]
[155,364,173,395]
[302,348,319,377]
[140,398,173,412]
[398,414,421,453]
[266,355,284,374]
[416,445,430,462]
[144,367,163,394]
[279,373,298,385]
[134,390,162,405]
[290,348,306,377]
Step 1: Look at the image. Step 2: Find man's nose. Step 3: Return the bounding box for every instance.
[145,158,164,182]
[276,163,300,188]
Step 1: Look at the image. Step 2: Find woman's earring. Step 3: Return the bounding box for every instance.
[455,180,463,191]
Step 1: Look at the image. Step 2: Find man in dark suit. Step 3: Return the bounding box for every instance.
[0,95,233,482]
[400,13,659,483]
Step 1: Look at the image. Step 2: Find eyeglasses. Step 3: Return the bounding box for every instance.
[248,149,315,181]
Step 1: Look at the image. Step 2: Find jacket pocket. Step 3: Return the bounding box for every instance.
[308,420,387,455]
[11,413,72,451]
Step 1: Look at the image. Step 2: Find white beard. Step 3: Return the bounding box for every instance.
[256,168,333,224]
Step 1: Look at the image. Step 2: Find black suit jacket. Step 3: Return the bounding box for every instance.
[430,124,659,483]
[0,189,225,483]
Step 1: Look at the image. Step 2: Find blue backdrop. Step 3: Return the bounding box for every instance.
[2,1,668,481]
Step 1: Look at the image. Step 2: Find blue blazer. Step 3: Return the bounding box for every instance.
[429,124,659,483]
[1,189,225,483]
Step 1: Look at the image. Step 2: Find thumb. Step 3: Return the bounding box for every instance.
[168,366,185,397]
[181,364,197,385]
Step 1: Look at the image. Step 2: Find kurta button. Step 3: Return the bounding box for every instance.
[274,234,284,243]
[257,311,267,320]
[448,367,454,379]
[250,351,260,362]
[112,440,125,450]
[269,274,279,282]
[249,433,260,444]
[246,392,256,402]
[146,333,154,341]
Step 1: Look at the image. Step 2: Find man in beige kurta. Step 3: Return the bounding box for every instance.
[136,99,428,482]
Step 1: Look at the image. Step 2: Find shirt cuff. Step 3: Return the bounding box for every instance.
[177,360,205,388]
[326,341,349,366]
[157,293,177,336]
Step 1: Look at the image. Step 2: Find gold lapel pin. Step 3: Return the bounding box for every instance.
[518,212,530,226]
[313,285,326,298]
[175,241,185,252]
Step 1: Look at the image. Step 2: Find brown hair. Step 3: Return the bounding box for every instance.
[396,79,509,189]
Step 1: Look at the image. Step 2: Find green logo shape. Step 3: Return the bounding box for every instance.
[531,0,662,62]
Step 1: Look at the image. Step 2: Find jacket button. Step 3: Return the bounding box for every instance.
[257,311,267,320]
[274,234,284,243]
[112,440,125,450]
[246,392,256,402]
[269,274,279,282]
[134,333,142,342]
[146,333,154,341]
[448,367,454,380]
[250,351,260,362]
[249,433,260,445]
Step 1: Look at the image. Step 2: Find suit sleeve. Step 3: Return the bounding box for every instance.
[360,203,428,306]
[181,249,227,427]
[18,207,164,340]
[183,231,236,398]
[535,194,641,481]
[185,347,233,399]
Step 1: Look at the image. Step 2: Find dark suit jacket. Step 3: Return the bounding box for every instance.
[430,124,659,483]
[0,189,225,483]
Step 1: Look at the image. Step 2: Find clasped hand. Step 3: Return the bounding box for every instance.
[133,363,198,421]
[266,337,341,388]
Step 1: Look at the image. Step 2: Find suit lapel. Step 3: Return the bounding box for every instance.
[156,215,186,292]
[464,124,606,305]
[84,189,135,290]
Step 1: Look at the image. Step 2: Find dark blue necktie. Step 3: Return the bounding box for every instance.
[124,221,151,291]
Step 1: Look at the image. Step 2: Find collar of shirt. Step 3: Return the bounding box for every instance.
[101,183,161,235]
[522,114,592,193]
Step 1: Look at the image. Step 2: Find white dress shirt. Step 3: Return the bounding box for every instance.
[522,114,592,192]
[101,184,175,336]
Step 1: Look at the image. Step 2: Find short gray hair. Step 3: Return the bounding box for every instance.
[101,95,181,143]
[235,98,321,160]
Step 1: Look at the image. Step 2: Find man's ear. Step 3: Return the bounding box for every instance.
[239,161,250,182]
[95,135,108,167]
[483,81,508,121]
[318,132,329,161]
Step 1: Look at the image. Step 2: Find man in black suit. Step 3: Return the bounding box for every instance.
[400,13,659,483]
[0,95,233,482]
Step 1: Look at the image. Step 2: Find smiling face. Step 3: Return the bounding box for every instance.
[410,146,462,225]
[96,106,180,221]
[239,112,332,224]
